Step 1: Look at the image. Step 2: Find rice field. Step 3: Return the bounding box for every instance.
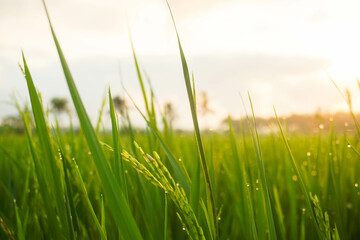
[0,2,359,240]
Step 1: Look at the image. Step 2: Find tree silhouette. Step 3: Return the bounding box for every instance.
[198,91,214,116]
[50,97,68,115]
[113,95,127,117]
[1,115,25,134]
[164,101,177,129]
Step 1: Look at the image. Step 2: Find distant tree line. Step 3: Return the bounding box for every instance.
[2,94,359,135]
[223,112,360,134]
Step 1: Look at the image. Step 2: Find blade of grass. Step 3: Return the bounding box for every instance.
[273,186,286,240]
[109,89,126,192]
[14,201,25,240]
[274,107,323,240]
[21,53,69,237]
[101,194,107,238]
[42,2,143,238]
[164,193,168,240]
[190,145,201,217]
[330,77,360,136]
[247,94,277,240]
[73,159,107,240]
[145,72,158,131]
[128,32,155,127]
[328,121,346,239]
[228,115,258,240]
[124,87,190,194]
[54,129,80,238]
[166,3,218,238]
[95,92,107,135]
[16,102,61,238]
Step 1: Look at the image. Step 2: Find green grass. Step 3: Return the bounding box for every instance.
[0,1,360,240]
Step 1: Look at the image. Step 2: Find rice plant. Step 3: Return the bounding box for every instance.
[0,1,360,240]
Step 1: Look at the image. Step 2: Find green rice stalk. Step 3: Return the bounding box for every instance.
[16,101,61,238]
[274,107,323,239]
[166,3,218,238]
[247,94,277,240]
[21,53,69,237]
[122,145,205,240]
[330,77,360,137]
[54,130,80,238]
[101,194,107,238]
[108,89,127,193]
[41,2,143,238]
[310,194,340,240]
[124,87,190,194]
[14,201,25,240]
[95,92,107,135]
[228,115,258,239]
[72,159,107,240]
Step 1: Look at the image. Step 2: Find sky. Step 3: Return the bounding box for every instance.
[1,0,360,129]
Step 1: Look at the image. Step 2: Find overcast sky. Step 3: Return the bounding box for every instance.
[1,0,360,129]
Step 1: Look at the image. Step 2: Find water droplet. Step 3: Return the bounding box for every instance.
[355,183,358,188]
[246,183,250,187]
[178,158,182,162]
[302,208,306,212]
[319,124,324,129]
[165,190,168,194]
[329,152,333,156]
[88,152,92,155]
[217,217,221,220]
[255,187,259,191]
[347,144,351,148]
[307,152,311,157]
[182,227,186,231]
[255,179,259,184]
[176,183,180,187]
